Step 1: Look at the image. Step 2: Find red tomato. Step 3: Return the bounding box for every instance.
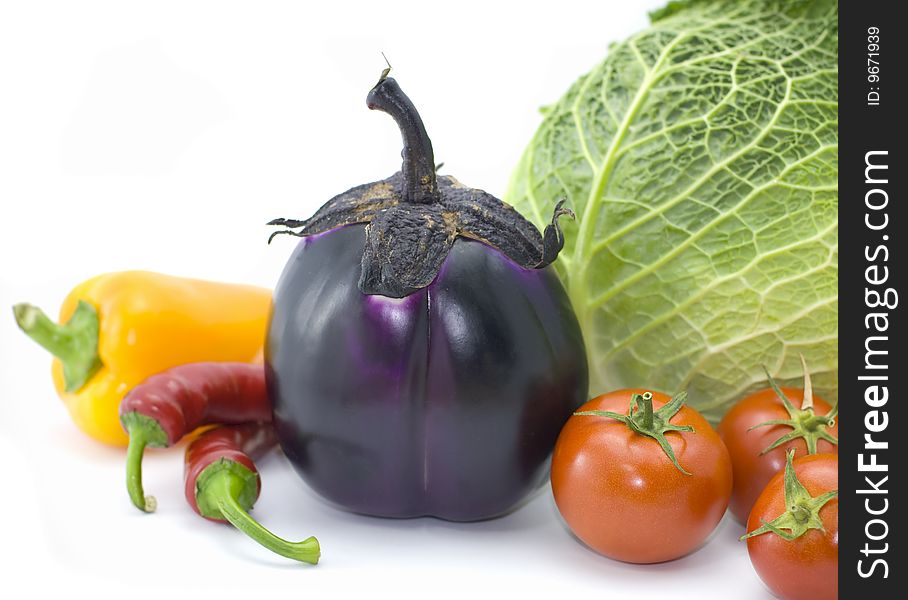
[744,453,838,600]
[719,374,837,523]
[551,389,732,563]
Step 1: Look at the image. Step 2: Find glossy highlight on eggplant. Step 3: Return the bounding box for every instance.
[266,70,588,521]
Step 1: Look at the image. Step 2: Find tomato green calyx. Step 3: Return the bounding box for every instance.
[741,449,838,542]
[750,356,838,455]
[575,391,695,475]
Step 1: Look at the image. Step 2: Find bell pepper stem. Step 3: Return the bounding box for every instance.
[13,300,102,392]
[203,467,320,564]
[122,412,168,513]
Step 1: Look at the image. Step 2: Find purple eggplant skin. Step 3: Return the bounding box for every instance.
[266,223,588,521]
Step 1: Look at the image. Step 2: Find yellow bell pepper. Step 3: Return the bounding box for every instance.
[13,271,271,446]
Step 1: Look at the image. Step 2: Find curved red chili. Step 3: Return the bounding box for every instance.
[185,423,320,564]
[119,362,270,512]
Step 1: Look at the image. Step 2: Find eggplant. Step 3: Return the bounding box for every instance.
[266,70,588,521]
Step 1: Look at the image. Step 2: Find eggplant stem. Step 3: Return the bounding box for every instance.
[367,75,439,204]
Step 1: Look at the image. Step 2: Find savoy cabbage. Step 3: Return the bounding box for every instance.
[505,0,838,419]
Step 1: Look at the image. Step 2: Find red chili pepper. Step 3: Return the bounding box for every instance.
[185,423,320,564]
[119,362,270,512]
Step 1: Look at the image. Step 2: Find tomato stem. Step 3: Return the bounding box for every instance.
[798,354,814,411]
[635,392,655,429]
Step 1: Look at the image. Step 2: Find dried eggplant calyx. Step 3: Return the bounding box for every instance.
[268,74,573,299]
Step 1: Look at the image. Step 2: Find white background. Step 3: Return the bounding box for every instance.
[0,1,772,598]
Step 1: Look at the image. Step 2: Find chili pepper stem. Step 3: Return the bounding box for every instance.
[12,301,102,392]
[122,412,169,513]
[125,428,156,513]
[203,467,320,564]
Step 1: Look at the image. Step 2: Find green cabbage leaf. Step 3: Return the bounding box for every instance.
[505,0,838,419]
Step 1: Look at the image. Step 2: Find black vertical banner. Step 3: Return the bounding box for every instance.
[839,1,903,597]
